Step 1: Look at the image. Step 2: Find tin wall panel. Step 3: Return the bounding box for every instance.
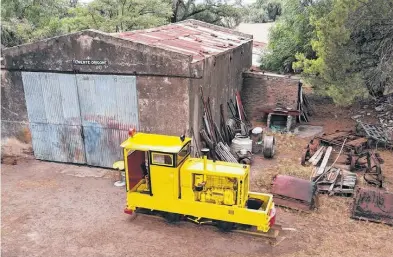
[76,74,137,167]
[22,72,82,125]
[22,72,137,167]
[22,72,47,123]
[30,123,86,163]
[22,72,85,163]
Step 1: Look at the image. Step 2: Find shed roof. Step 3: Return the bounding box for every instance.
[112,20,252,63]
[2,20,252,76]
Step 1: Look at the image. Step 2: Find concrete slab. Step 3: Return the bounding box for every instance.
[294,125,324,138]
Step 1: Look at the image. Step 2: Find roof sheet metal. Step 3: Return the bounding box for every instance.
[271,175,317,211]
[114,21,252,63]
[351,187,393,225]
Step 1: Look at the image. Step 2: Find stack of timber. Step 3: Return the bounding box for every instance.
[307,145,356,196]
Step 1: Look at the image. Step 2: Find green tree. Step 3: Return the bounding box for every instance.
[1,0,173,47]
[1,0,246,47]
[294,0,393,104]
[76,0,173,32]
[261,0,329,73]
[1,0,70,46]
[171,0,244,28]
[244,0,282,23]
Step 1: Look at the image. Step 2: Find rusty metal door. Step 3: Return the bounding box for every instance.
[76,74,138,167]
[22,72,86,163]
[22,72,138,167]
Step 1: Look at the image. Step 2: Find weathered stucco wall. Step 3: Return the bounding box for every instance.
[1,30,196,142]
[241,72,300,121]
[2,30,196,78]
[1,70,30,142]
[137,76,189,136]
[189,41,253,144]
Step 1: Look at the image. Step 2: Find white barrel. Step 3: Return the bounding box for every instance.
[251,127,263,153]
[231,134,252,153]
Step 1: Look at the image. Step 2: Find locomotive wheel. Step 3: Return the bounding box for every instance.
[263,136,276,159]
[163,212,181,223]
[216,221,234,232]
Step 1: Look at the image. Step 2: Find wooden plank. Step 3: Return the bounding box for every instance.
[333,164,351,171]
[328,168,340,193]
[316,146,333,176]
[310,166,318,180]
[306,146,326,166]
[311,147,326,166]
[340,170,344,191]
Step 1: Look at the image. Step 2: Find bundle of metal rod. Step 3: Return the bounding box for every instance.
[215,142,238,163]
[199,86,239,162]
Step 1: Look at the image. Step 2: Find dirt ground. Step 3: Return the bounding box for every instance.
[2,99,393,257]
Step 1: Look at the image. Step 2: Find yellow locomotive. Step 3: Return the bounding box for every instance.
[120,130,277,234]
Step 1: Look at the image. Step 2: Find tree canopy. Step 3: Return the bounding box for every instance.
[244,0,282,23]
[262,0,393,105]
[1,0,245,47]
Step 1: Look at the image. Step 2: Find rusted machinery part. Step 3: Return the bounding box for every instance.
[263,135,276,159]
[374,152,384,164]
[351,187,393,225]
[350,155,357,171]
[239,157,251,165]
[301,148,308,166]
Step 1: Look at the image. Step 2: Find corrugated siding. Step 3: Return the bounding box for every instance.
[29,123,86,163]
[22,72,86,163]
[76,74,138,167]
[22,72,138,167]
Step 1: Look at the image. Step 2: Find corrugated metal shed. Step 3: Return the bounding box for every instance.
[113,20,252,63]
[2,19,253,168]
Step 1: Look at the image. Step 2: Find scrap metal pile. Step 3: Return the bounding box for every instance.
[302,127,388,189]
[352,93,393,143]
[198,89,275,164]
[297,127,393,225]
[356,121,393,149]
[198,89,249,163]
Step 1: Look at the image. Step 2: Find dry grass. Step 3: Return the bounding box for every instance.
[251,132,393,257]
[253,133,310,191]
[279,195,393,257]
